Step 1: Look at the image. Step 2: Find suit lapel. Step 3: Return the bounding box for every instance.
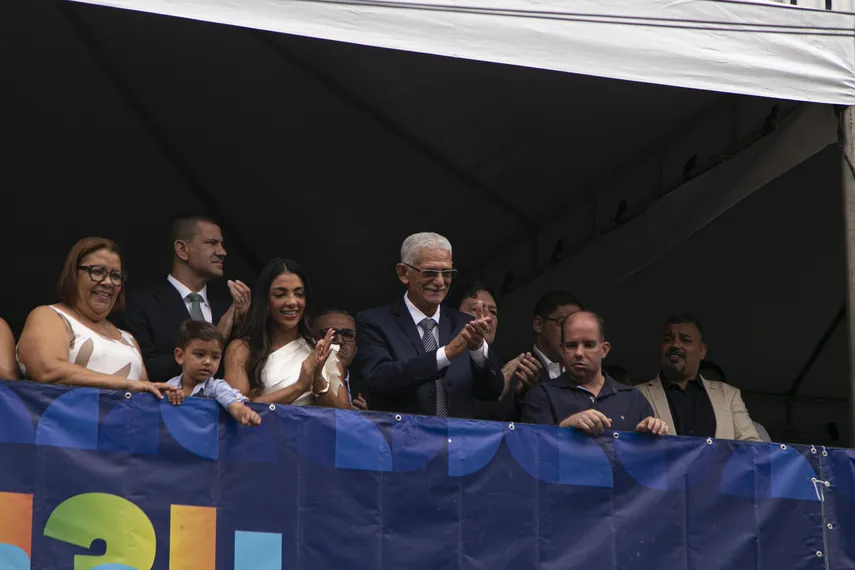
[392,298,426,355]
[647,376,676,432]
[438,308,454,348]
[701,376,728,439]
[156,280,191,324]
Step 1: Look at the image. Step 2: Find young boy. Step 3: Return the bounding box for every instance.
[166,320,261,426]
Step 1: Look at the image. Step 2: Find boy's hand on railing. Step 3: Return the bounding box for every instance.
[230,402,262,426]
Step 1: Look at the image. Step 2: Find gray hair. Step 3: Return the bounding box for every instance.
[400,232,452,265]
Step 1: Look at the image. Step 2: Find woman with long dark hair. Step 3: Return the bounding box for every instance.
[224,258,349,407]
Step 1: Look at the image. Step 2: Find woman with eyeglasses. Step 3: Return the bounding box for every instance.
[224,258,350,408]
[17,237,179,398]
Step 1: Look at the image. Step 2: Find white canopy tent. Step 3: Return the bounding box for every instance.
[6,0,855,444]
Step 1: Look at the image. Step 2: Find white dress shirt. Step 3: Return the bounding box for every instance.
[533,345,563,379]
[403,294,488,370]
[167,275,213,323]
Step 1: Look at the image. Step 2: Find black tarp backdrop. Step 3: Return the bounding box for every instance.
[3,0,848,444]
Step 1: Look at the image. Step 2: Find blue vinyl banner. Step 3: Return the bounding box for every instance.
[0,380,844,570]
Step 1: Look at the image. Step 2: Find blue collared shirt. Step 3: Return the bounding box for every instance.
[521,372,653,431]
[166,375,247,410]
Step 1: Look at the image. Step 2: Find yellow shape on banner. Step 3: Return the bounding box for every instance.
[170,505,216,570]
[43,493,156,570]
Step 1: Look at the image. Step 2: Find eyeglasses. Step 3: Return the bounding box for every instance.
[78,265,128,286]
[403,263,457,281]
[543,315,573,325]
[319,327,356,343]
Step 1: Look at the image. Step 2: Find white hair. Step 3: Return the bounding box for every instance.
[400,232,452,265]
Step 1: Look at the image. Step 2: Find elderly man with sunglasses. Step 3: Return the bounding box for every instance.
[314,309,369,410]
[353,232,503,418]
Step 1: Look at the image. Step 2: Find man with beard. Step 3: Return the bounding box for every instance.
[637,314,760,441]
[354,232,503,418]
[123,216,251,381]
[522,311,667,436]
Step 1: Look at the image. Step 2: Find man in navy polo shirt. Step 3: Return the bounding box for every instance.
[521,311,668,436]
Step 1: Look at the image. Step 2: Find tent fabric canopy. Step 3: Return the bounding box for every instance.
[73,0,855,105]
[5,0,852,443]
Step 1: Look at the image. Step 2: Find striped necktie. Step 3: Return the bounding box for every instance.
[419,318,448,418]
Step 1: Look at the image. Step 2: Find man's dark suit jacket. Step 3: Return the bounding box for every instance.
[121,280,230,382]
[353,298,503,418]
[531,347,556,386]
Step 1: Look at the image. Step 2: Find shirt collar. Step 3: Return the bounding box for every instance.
[168,374,210,397]
[403,293,440,328]
[533,345,563,379]
[546,372,633,396]
[168,275,209,306]
[660,372,706,391]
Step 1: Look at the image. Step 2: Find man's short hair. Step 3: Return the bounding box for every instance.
[400,232,452,265]
[664,313,705,341]
[170,215,219,245]
[177,320,225,350]
[448,280,497,311]
[561,311,607,343]
[533,290,583,318]
[315,308,355,322]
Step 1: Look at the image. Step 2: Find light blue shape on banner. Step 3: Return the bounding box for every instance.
[0,544,30,570]
[235,531,282,570]
[0,384,35,444]
[448,419,503,476]
[99,398,160,455]
[91,565,135,570]
[505,423,613,487]
[613,434,670,491]
[35,388,99,449]
[161,398,219,460]
[720,444,757,497]
[388,415,446,472]
[770,445,819,501]
[335,410,392,471]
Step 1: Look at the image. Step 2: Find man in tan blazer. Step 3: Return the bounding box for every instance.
[637,314,761,442]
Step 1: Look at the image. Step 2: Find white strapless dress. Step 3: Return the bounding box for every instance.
[260,337,342,406]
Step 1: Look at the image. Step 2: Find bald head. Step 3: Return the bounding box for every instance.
[561,311,606,344]
[560,311,611,384]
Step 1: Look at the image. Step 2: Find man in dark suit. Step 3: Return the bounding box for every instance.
[529,290,584,388]
[354,233,503,418]
[122,216,251,381]
[450,280,541,422]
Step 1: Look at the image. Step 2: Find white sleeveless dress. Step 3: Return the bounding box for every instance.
[261,337,342,406]
[20,306,144,380]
